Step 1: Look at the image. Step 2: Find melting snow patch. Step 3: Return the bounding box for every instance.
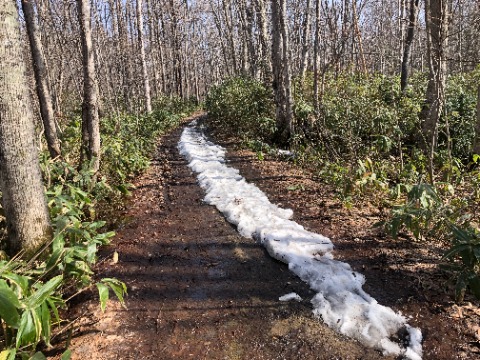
[279,292,303,302]
[276,149,295,157]
[178,121,423,359]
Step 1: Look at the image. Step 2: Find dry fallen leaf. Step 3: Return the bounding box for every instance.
[451,304,463,319]
[112,251,119,264]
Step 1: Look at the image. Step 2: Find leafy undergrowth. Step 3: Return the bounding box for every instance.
[0,97,197,359]
[205,71,480,303]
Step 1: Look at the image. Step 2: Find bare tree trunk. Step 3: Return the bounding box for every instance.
[340,0,351,72]
[151,2,168,95]
[280,0,294,130]
[254,0,272,82]
[400,0,419,92]
[271,0,294,145]
[117,0,133,112]
[236,0,249,75]
[313,0,321,113]
[398,0,406,71]
[456,1,463,73]
[420,0,450,182]
[77,0,101,174]
[21,0,61,159]
[474,84,480,155]
[241,35,249,75]
[169,0,183,97]
[245,1,258,78]
[183,41,190,99]
[352,0,367,73]
[136,0,152,112]
[107,0,120,114]
[211,6,233,78]
[158,41,167,95]
[299,0,312,79]
[222,0,239,74]
[0,0,52,256]
[271,0,283,119]
[193,56,200,102]
[146,0,160,99]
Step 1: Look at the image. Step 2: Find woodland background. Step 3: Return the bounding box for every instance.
[0,0,479,358]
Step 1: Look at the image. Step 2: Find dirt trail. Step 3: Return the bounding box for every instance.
[59,119,387,360]
[54,115,477,359]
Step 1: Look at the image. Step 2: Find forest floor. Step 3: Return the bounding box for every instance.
[50,114,480,360]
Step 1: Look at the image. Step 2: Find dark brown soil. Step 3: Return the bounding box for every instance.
[52,115,480,359]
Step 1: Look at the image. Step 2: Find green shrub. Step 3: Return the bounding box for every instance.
[441,73,479,160]
[383,181,480,302]
[300,72,423,159]
[205,76,275,141]
[205,69,480,302]
[0,172,120,358]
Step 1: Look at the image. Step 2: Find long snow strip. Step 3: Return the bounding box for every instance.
[178,120,422,360]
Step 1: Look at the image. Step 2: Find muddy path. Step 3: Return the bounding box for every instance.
[53,115,478,359]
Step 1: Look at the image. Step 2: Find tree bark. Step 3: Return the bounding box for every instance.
[474,84,480,155]
[21,0,61,159]
[279,0,294,131]
[222,0,239,74]
[313,0,321,113]
[169,0,183,97]
[146,0,160,99]
[77,0,101,173]
[352,0,367,73]
[400,0,419,92]
[420,0,450,146]
[0,0,52,256]
[136,0,152,112]
[244,1,257,78]
[271,0,294,145]
[116,0,133,112]
[254,0,272,83]
[299,0,312,79]
[420,0,450,182]
[235,0,249,75]
[340,0,351,72]
[398,0,406,71]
